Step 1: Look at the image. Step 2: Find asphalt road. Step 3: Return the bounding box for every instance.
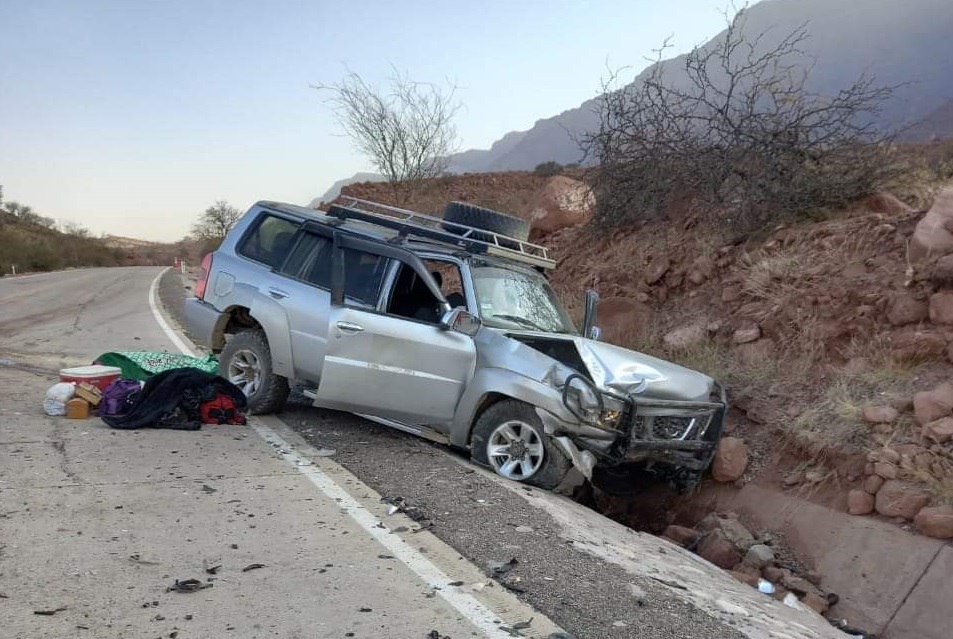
[0,267,847,639]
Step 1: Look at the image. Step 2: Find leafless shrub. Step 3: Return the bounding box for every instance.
[314,68,461,201]
[192,200,242,251]
[582,6,906,233]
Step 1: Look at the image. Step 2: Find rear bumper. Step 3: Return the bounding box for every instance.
[184,298,222,350]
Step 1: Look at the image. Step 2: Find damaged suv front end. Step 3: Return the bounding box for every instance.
[468,260,727,493]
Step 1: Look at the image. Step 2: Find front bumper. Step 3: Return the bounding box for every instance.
[569,382,728,472]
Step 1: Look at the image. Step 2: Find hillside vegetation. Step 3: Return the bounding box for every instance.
[0,210,181,275]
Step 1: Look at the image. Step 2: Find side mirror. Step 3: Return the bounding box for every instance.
[582,288,600,341]
[440,307,481,337]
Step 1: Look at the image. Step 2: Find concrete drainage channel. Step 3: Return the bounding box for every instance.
[572,476,951,639]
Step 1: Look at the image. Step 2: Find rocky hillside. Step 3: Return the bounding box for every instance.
[333,160,953,544]
[450,0,953,172]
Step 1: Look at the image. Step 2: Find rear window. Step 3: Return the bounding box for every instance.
[238,214,300,268]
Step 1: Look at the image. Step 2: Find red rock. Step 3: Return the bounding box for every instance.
[762,565,791,585]
[802,593,830,615]
[913,505,953,539]
[874,462,899,480]
[732,321,762,344]
[847,489,875,515]
[910,187,953,262]
[922,416,953,444]
[886,293,928,326]
[875,481,931,519]
[695,530,742,569]
[722,285,742,303]
[929,292,953,325]
[862,405,899,424]
[712,437,749,483]
[891,329,947,362]
[662,525,701,547]
[729,570,760,587]
[914,383,953,425]
[662,322,707,349]
[525,176,594,236]
[864,474,885,494]
[644,258,670,285]
[931,254,953,284]
[731,563,762,586]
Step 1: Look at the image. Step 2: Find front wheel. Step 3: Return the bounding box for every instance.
[219,329,290,414]
[470,400,570,489]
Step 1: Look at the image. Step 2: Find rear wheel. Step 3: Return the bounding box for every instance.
[470,400,570,489]
[219,329,290,414]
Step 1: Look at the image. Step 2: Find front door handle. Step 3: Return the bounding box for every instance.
[336,321,365,334]
[268,287,289,300]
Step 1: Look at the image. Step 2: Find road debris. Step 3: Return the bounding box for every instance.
[167,578,213,593]
[488,558,519,576]
[34,606,68,615]
[129,553,160,566]
[203,559,221,575]
[242,563,266,572]
[499,617,533,636]
[202,484,217,494]
[359,607,373,612]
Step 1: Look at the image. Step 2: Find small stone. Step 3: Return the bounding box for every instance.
[886,293,928,326]
[862,406,899,424]
[913,505,953,539]
[719,518,756,552]
[729,569,760,588]
[696,529,742,569]
[732,321,762,344]
[922,417,953,444]
[663,323,708,349]
[763,566,791,584]
[644,259,670,285]
[873,462,899,480]
[802,592,830,615]
[743,544,775,569]
[847,490,875,515]
[929,291,953,324]
[514,526,534,533]
[782,574,823,598]
[712,437,749,483]
[914,383,953,425]
[662,525,701,547]
[864,475,885,494]
[875,481,931,519]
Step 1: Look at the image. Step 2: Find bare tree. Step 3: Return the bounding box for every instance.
[582,6,903,233]
[314,68,462,199]
[192,200,242,245]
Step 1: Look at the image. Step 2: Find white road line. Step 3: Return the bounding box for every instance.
[146,267,524,638]
[148,267,197,357]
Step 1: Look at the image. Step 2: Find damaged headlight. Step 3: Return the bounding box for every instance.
[563,374,603,422]
[562,374,628,432]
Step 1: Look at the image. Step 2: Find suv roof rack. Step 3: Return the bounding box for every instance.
[327,197,556,270]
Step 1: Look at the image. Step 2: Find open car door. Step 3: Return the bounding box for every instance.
[312,233,477,426]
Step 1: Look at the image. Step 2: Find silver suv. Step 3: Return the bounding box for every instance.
[185,198,726,492]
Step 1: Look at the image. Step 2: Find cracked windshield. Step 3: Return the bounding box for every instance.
[472,263,576,333]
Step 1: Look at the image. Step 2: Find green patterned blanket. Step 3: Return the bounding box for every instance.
[95,351,220,381]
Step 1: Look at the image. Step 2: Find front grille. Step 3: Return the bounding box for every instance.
[651,415,696,440]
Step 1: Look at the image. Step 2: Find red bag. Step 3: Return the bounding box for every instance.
[200,393,247,425]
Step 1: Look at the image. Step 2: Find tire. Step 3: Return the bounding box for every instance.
[470,400,571,490]
[442,201,531,246]
[219,329,290,415]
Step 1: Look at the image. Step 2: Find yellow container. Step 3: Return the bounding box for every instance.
[66,397,90,419]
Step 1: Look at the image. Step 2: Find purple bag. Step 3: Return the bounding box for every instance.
[99,379,142,416]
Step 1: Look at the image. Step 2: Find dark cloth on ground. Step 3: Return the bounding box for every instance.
[101,367,246,430]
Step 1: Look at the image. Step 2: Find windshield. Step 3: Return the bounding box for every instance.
[470,263,577,334]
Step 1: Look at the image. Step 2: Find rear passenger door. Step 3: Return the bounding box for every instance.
[313,235,477,426]
[269,226,336,383]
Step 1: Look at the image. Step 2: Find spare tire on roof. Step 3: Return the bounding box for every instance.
[442,202,531,247]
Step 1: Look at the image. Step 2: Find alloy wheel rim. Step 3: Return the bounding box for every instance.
[487,420,545,480]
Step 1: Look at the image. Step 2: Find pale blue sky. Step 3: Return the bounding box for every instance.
[0,0,728,242]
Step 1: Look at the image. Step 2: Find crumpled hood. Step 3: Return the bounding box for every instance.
[572,337,713,401]
[493,330,714,402]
